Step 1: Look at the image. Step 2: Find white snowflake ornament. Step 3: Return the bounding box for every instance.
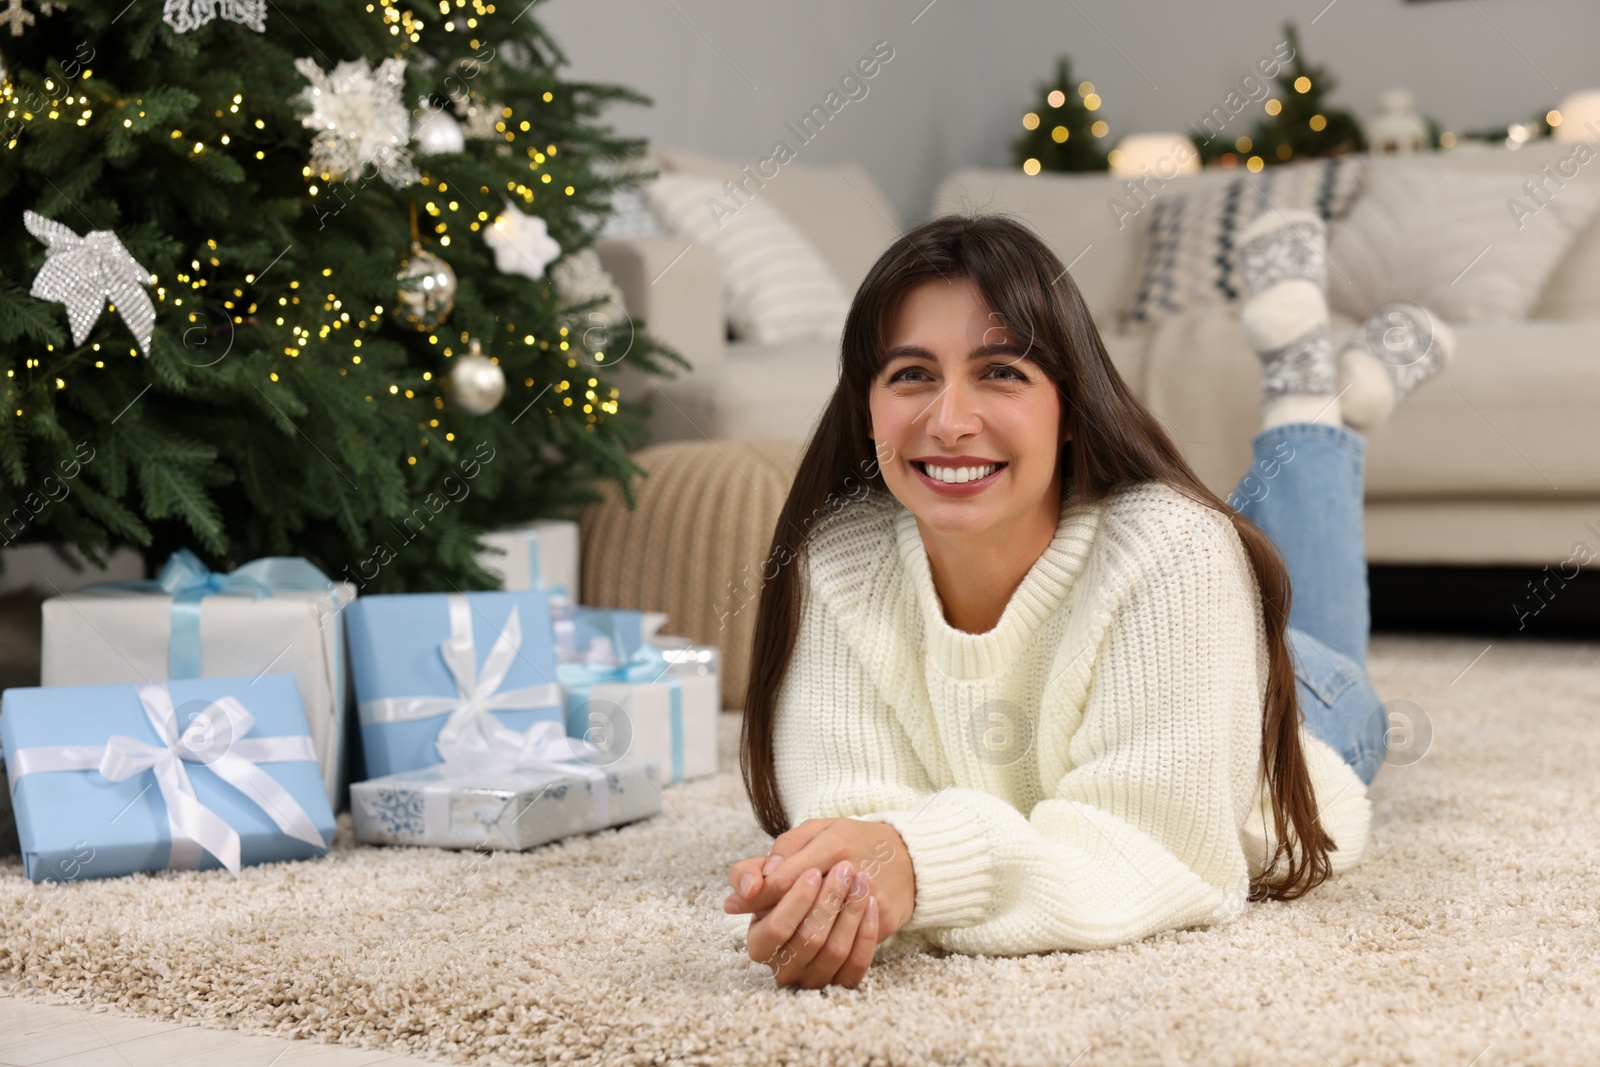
[551,248,627,325]
[23,210,157,356]
[483,202,561,280]
[293,56,419,189]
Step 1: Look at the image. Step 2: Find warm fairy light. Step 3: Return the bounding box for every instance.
[1023,112,1040,130]
[1047,89,1065,108]
[1309,114,1327,131]
[1022,158,1041,175]
[1091,120,1108,137]
[1247,156,1265,172]
[1265,99,1282,116]
[1294,76,1312,93]
[1051,126,1068,143]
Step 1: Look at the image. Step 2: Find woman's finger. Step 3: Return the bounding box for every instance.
[798,868,872,990]
[833,893,880,990]
[745,867,825,972]
[726,855,766,899]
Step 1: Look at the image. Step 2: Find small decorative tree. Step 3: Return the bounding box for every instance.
[1011,56,1109,173]
[1247,22,1364,166]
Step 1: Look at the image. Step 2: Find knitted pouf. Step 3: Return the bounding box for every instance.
[577,440,804,711]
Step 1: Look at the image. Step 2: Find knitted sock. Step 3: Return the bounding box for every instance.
[1336,301,1457,432]
[1236,209,1341,430]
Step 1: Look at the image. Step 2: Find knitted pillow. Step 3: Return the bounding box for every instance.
[1129,157,1367,325]
[642,172,852,346]
[596,187,667,241]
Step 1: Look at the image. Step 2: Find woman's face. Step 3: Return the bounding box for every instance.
[868,275,1069,537]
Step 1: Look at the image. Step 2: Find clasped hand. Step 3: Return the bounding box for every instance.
[723,817,914,990]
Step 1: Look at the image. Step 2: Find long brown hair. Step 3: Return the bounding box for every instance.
[739,212,1334,902]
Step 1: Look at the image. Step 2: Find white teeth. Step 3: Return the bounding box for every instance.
[923,462,997,483]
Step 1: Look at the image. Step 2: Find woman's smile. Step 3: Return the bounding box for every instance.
[910,456,1009,495]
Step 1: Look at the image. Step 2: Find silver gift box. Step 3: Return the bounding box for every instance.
[649,635,721,681]
[351,757,660,851]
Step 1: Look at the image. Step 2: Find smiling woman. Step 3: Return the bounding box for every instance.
[725,213,1375,991]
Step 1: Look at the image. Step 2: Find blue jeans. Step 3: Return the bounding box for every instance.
[1228,422,1387,786]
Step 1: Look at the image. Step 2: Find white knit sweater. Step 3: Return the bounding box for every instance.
[727,480,1371,959]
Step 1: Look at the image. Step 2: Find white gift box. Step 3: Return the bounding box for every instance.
[475,520,579,596]
[561,653,720,784]
[39,559,355,808]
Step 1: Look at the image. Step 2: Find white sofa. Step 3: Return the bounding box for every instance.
[596,141,1600,567]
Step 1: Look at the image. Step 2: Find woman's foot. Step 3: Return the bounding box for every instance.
[1236,209,1342,431]
[1336,301,1457,432]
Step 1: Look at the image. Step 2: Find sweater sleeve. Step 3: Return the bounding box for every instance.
[853,516,1300,956]
[723,574,942,955]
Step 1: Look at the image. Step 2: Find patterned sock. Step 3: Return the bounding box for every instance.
[1236,209,1341,430]
[1337,301,1457,432]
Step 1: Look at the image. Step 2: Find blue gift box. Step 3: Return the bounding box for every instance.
[558,606,645,664]
[0,674,335,884]
[345,591,565,779]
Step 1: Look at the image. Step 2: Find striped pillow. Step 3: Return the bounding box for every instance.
[643,173,851,346]
[1130,157,1367,324]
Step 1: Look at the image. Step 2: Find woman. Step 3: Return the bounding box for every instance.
[721,210,1451,990]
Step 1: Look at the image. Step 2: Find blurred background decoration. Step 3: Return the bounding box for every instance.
[1011,56,1110,174]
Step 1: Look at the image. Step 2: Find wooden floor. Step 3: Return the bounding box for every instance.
[0,996,435,1066]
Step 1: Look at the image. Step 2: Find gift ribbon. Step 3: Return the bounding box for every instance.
[423,719,612,839]
[558,644,684,783]
[356,596,564,757]
[524,527,571,599]
[91,550,344,681]
[6,682,327,876]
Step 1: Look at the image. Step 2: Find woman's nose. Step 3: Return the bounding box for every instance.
[924,378,981,438]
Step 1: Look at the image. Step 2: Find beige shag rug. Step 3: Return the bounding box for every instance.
[3,634,1598,1067]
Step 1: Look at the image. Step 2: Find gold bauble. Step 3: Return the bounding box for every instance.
[393,243,457,331]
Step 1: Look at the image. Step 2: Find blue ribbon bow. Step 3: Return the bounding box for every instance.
[557,644,684,782]
[97,550,341,678]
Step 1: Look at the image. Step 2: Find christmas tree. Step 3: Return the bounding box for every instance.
[1011,57,1109,173]
[1247,22,1364,166]
[0,0,686,592]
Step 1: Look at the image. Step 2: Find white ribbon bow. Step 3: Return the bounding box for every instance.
[23,210,156,357]
[357,596,564,755]
[435,718,613,828]
[8,683,326,877]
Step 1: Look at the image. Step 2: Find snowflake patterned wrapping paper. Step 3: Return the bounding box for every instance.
[474,519,580,597]
[39,552,355,809]
[0,674,335,884]
[349,756,661,850]
[345,591,565,780]
[559,645,720,785]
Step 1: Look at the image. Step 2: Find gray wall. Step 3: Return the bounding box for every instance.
[538,0,1600,223]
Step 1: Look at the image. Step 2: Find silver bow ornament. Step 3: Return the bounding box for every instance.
[163,0,268,33]
[23,210,156,356]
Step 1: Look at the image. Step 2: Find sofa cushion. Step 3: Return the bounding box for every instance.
[1326,160,1600,325]
[1129,157,1367,326]
[1341,140,1600,321]
[649,338,841,443]
[653,145,901,294]
[1135,304,1600,502]
[643,173,851,346]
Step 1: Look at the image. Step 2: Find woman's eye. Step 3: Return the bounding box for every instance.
[889,367,927,383]
[989,363,1026,381]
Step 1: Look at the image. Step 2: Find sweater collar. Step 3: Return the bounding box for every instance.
[894,483,1104,679]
